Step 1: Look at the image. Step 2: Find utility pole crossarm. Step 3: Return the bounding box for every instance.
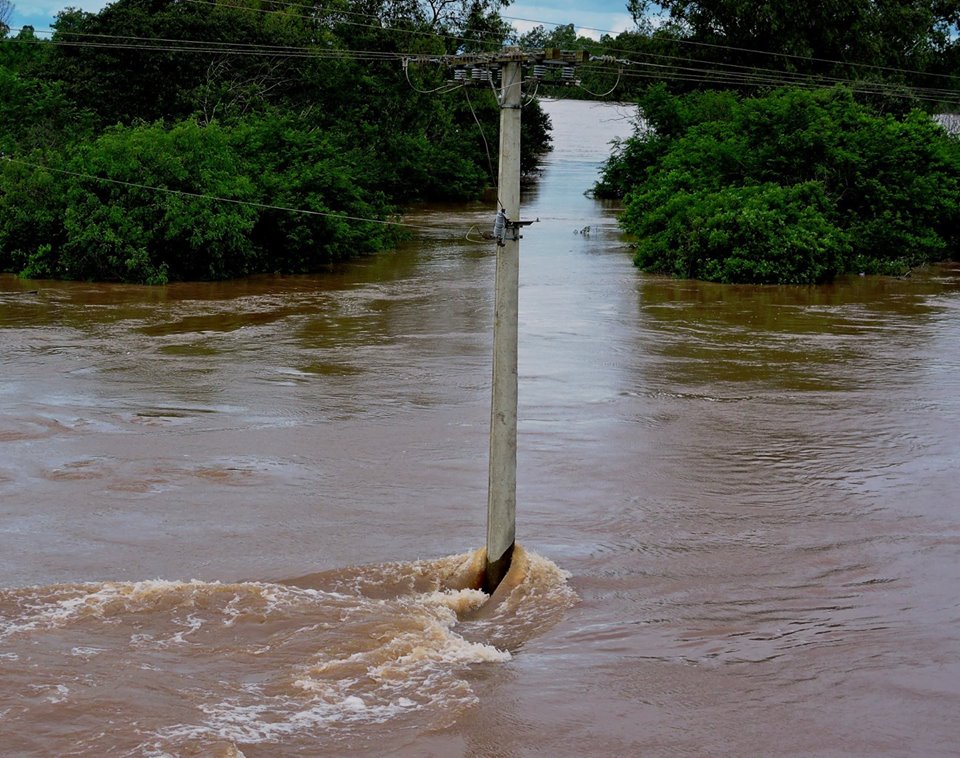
[403,48,590,67]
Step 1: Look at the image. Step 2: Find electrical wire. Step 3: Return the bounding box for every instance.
[576,68,622,98]
[209,0,960,92]
[7,29,406,60]
[6,36,956,106]
[181,0,507,53]
[463,87,502,210]
[498,14,960,85]
[464,224,494,243]
[10,0,960,89]
[0,155,439,233]
[9,30,954,105]
[522,77,541,107]
[7,0,960,106]
[487,68,502,105]
[581,50,960,100]
[403,58,465,94]
[10,22,956,105]
[13,28,353,55]
[10,0,960,99]
[589,47,960,99]
[579,59,960,105]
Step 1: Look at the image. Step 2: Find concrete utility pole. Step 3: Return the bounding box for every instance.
[403,48,589,592]
[484,52,523,593]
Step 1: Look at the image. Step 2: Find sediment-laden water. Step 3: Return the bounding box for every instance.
[1,99,959,756]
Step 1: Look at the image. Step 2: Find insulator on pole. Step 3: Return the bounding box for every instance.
[493,209,507,245]
[561,66,575,81]
[533,64,547,79]
[453,68,467,81]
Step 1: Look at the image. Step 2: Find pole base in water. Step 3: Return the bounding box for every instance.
[483,542,514,594]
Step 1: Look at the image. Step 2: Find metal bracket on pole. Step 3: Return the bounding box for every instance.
[504,218,537,242]
[495,216,538,245]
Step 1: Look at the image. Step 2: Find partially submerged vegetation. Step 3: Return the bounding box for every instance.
[4,0,960,286]
[597,86,960,284]
[532,0,960,285]
[0,0,551,284]
[587,0,960,285]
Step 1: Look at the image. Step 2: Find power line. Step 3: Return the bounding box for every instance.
[181,0,505,51]
[0,155,439,233]
[11,19,957,105]
[462,87,500,208]
[589,48,960,99]
[594,67,959,105]
[10,0,960,88]
[12,31,954,104]
[581,59,960,105]
[499,14,960,85]
[8,29,406,60]
[8,0,960,106]
[9,31,957,105]
[11,0,960,92]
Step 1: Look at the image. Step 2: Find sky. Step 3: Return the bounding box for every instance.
[8,0,638,39]
[503,0,635,40]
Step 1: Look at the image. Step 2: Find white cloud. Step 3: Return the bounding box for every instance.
[11,0,109,31]
[504,3,635,39]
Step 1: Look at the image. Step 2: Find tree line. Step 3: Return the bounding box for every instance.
[568,0,960,284]
[0,0,551,283]
[4,0,960,285]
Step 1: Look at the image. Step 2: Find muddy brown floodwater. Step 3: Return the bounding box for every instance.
[2,99,960,756]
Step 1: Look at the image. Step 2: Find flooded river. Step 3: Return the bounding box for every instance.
[2,99,960,756]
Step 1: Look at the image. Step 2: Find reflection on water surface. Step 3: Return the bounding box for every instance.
[2,99,959,756]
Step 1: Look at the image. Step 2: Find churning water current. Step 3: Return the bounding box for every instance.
[2,99,960,756]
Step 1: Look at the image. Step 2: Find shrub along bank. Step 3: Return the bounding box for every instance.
[598,86,960,284]
[0,0,552,283]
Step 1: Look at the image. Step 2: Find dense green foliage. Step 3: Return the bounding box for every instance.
[600,86,960,284]
[628,0,960,78]
[511,1,960,109]
[0,0,553,283]
[581,2,960,285]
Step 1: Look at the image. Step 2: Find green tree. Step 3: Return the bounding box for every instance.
[518,23,579,50]
[606,86,960,284]
[0,0,554,283]
[0,116,406,282]
[618,0,960,109]
[628,0,959,68]
[0,64,94,152]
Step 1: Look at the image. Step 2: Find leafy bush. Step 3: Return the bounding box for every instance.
[0,0,553,283]
[0,118,404,283]
[601,86,960,283]
[626,181,851,284]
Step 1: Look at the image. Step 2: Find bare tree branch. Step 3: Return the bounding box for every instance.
[0,0,15,35]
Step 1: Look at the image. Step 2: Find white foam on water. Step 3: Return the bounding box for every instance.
[26,683,71,704]
[70,646,104,657]
[3,548,578,754]
[138,584,513,749]
[0,579,350,642]
[48,684,70,704]
[152,691,410,747]
[163,612,205,646]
